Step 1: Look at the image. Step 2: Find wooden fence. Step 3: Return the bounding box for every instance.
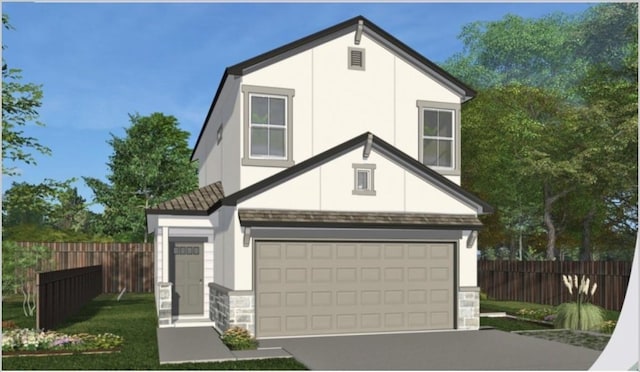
[36,265,102,330]
[17,242,154,293]
[478,260,632,311]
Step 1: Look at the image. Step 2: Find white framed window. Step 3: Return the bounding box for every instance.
[352,164,376,195]
[417,100,460,174]
[242,85,295,167]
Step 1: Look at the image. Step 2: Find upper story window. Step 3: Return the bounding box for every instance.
[242,85,295,167]
[417,100,460,175]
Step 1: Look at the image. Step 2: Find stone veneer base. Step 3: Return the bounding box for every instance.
[458,286,480,330]
[209,283,255,335]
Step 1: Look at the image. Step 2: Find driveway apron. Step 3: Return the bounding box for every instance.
[260,329,602,370]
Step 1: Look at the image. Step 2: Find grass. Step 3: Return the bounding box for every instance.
[480,316,551,332]
[480,298,618,351]
[481,299,620,323]
[2,294,307,370]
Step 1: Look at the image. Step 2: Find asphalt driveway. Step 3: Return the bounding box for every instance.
[260,329,601,370]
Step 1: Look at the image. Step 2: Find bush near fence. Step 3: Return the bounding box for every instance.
[16,242,154,293]
[478,260,632,311]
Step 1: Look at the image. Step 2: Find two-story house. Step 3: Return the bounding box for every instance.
[146,15,492,339]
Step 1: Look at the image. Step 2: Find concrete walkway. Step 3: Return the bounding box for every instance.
[260,329,602,370]
[156,327,291,364]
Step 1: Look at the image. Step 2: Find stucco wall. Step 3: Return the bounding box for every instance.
[241,146,477,215]
[236,31,463,190]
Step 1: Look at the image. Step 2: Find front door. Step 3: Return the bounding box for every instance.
[169,241,204,315]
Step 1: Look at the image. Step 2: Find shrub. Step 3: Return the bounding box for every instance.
[1,328,123,352]
[221,326,258,350]
[599,320,617,334]
[554,302,604,331]
[516,307,556,321]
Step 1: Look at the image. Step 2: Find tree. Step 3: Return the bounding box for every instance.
[573,3,638,259]
[2,179,71,227]
[448,4,637,260]
[462,85,593,259]
[2,241,53,317]
[2,14,51,175]
[84,113,198,242]
[2,179,106,242]
[444,12,587,97]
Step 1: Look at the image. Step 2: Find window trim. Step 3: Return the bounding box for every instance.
[242,85,295,167]
[352,163,376,196]
[417,100,461,176]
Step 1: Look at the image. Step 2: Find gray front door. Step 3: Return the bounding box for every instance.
[170,242,204,315]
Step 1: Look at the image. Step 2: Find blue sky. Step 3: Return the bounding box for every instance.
[2,2,594,212]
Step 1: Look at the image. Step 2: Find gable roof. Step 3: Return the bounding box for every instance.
[221,132,493,215]
[150,132,492,217]
[146,181,224,216]
[191,15,476,162]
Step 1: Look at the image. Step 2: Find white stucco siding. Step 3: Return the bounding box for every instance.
[232,212,253,290]
[312,33,396,153]
[240,147,476,215]
[195,77,242,191]
[241,50,314,159]
[242,168,322,210]
[235,30,466,191]
[393,52,461,160]
[211,207,236,289]
[459,230,478,287]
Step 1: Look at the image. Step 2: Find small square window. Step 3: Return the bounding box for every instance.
[352,164,376,195]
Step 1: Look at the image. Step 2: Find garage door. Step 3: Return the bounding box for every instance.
[255,241,454,338]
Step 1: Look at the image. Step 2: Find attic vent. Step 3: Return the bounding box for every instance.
[348,47,365,71]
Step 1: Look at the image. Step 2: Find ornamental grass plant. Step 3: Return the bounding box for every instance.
[555,275,604,331]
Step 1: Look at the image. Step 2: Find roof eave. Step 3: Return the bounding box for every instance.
[238,220,483,230]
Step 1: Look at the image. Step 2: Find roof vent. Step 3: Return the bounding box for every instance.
[348,47,365,71]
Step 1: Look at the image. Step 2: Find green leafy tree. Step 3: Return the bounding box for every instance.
[2,14,51,175]
[449,4,637,260]
[2,241,53,317]
[2,179,106,242]
[444,12,587,97]
[2,179,72,228]
[84,113,198,242]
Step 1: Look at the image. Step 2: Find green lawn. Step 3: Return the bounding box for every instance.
[2,293,307,370]
[480,299,620,334]
[481,299,620,322]
[480,316,551,331]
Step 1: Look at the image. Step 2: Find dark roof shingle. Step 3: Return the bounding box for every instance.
[146,182,224,215]
[238,209,483,229]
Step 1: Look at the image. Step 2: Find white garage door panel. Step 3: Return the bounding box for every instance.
[256,241,454,338]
